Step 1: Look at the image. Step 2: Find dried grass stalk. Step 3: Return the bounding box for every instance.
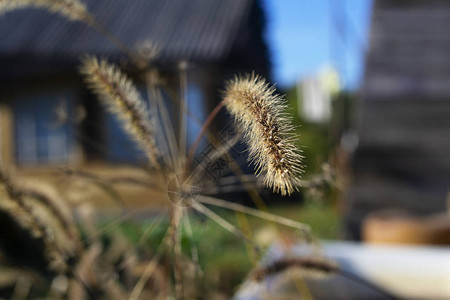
[224,74,304,195]
[0,0,92,22]
[80,56,159,167]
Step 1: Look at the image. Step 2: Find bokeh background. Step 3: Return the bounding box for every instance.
[0,0,449,298]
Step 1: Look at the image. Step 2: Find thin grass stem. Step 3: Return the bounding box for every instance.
[192,202,258,250]
[182,213,200,278]
[88,21,147,68]
[197,195,311,235]
[137,213,165,247]
[187,132,243,184]
[187,99,226,168]
[153,85,180,172]
[145,72,173,169]
[128,233,167,300]
[173,209,184,299]
[178,62,188,164]
[91,207,166,244]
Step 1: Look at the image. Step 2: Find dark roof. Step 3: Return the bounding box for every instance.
[364,0,450,99]
[0,0,252,76]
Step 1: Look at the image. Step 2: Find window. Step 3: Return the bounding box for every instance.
[13,91,76,166]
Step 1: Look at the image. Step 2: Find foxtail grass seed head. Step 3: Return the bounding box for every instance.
[0,168,71,273]
[224,74,304,195]
[251,257,338,282]
[0,0,92,22]
[80,56,159,166]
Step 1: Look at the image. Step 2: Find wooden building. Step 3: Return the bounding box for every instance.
[0,0,270,168]
[347,0,450,239]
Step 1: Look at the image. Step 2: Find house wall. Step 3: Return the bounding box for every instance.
[346,0,450,240]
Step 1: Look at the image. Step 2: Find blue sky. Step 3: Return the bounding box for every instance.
[263,0,373,90]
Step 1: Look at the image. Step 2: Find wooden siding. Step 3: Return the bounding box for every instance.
[364,0,450,99]
[348,0,450,239]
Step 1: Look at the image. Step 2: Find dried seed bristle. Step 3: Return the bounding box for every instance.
[224,74,304,195]
[0,0,92,22]
[80,56,159,166]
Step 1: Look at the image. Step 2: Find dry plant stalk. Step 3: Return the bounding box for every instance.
[0,0,92,21]
[80,56,159,167]
[224,74,304,195]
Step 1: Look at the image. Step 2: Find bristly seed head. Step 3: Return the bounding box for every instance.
[224,73,304,195]
[250,257,338,282]
[80,55,159,167]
